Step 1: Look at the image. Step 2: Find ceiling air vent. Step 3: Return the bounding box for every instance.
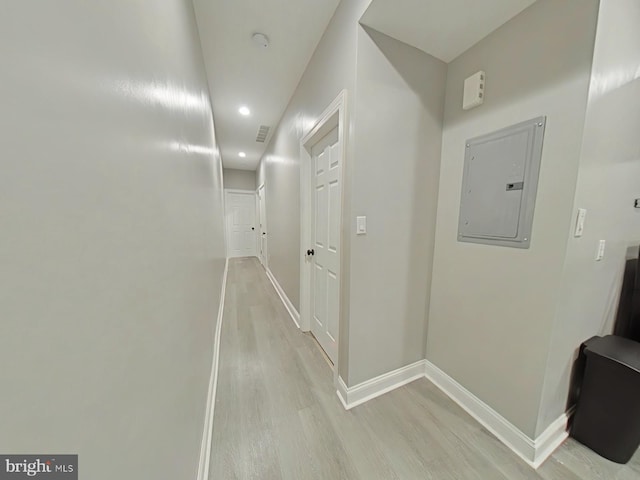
[255,125,270,143]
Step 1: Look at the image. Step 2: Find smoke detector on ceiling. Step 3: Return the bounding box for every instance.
[252,33,270,48]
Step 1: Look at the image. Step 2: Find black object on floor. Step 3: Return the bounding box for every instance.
[614,246,640,343]
[571,335,640,464]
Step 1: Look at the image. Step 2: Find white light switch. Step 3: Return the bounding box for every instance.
[596,240,606,261]
[574,208,587,237]
[356,216,367,235]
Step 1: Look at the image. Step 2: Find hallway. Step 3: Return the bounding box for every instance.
[210,258,640,480]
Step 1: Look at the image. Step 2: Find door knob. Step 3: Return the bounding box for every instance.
[306,249,315,256]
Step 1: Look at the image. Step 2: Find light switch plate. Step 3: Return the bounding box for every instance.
[575,208,587,237]
[596,240,606,261]
[356,216,366,235]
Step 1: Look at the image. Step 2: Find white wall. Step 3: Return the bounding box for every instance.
[255,0,626,444]
[257,0,371,344]
[427,0,599,437]
[347,27,446,385]
[536,0,640,436]
[257,0,447,385]
[0,2,226,478]
[224,168,256,190]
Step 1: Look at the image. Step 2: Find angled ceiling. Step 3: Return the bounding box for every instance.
[193,0,341,170]
[361,0,537,63]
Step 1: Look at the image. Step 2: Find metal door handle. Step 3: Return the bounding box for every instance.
[306,249,315,256]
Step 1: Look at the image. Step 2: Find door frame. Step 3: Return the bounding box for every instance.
[256,183,268,269]
[224,188,258,259]
[299,90,348,378]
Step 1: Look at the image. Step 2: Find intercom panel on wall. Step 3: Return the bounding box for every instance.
[458,116,546,248]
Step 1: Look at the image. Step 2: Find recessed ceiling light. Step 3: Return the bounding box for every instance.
[238,106,251,116]
[238,152,246,158]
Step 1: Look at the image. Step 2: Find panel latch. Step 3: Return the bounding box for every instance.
[506,182,524,191]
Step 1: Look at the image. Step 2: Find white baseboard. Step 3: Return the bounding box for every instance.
[531,408,572,468]
[336,377,350,410]
[335,358,569,469]
[423,360,569,469]
[265,267,301,329]
[197,258,229,480]
[198,260,568,472]
[336,360,426,410]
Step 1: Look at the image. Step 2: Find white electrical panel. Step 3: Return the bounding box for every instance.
[458,116,547,249]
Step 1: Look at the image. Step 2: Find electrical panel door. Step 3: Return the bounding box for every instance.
[458,116,546,248]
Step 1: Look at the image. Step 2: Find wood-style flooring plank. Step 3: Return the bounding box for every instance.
[209,258,640,480]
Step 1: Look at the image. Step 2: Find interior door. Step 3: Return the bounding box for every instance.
[309,126,340,363]
[225,191,257,258]
[258,185,268,267]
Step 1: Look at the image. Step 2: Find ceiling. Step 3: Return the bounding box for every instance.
[194,0,537,171]
[361,0,537,63]
[193,0,341,170]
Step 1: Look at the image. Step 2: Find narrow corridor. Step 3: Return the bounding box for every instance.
[209,258,640,480]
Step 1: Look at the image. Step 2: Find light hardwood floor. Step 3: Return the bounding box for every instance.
[210,257,640,479]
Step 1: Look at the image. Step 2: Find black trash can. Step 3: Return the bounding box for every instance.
[571,335,640,463]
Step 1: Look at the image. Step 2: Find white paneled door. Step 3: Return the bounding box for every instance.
[309,126,340,363]
[257,184,268,267]
[225,191,257,258]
